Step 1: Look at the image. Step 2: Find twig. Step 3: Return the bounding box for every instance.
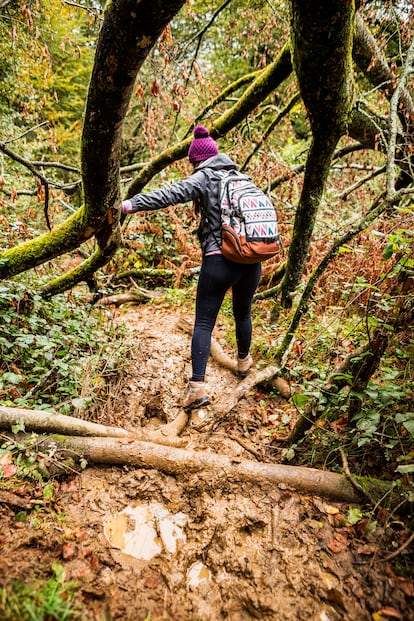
[381,530,414,562]
[339,447,366,498]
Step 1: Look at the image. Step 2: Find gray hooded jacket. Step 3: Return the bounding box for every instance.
[128,154,237,255]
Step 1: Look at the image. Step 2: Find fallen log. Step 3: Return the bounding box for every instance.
[95,291,154,306]
[0,405,134,438]
[0,405,188,448]
[39,435,362,503]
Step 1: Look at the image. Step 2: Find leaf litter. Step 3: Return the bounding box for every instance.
[0,304,413,620]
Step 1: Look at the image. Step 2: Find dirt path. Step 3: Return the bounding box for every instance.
[1,305,413,620]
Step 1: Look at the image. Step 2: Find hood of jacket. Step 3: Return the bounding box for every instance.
[194,153,238,172]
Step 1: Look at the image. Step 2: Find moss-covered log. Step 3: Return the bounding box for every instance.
[115,267,177,288]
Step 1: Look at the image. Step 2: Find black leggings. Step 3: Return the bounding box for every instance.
[191,254,261,382]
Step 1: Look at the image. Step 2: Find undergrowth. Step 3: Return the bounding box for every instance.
[0,563,84,621]
[0,279,133,420]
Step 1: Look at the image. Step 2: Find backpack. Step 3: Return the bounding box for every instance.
[216,169,280,264]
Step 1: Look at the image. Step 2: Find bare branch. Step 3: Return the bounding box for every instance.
[386,37,414,199]
[241,92,301,171]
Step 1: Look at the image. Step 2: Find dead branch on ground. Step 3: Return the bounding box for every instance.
[33,434,363,503]
[0,405,188,448]
[177,316,290,398]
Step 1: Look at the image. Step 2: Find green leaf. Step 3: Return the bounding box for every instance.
[1,372,24,385]
[395,413,414,437]
[292,392,309,407]
[347,507,363,525]
[43,483,55,500]
[382,243,394,260]
[11,420,26,434]
[395,464,414,474]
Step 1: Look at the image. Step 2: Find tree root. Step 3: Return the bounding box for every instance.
[176,316,290,397]
[0,405,187,448]
[3,408,406,506]
[35,434,362,503]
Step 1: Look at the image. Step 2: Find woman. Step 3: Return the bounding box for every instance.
[122,126,261,410]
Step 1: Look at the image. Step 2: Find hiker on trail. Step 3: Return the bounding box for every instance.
[122,125,261,411]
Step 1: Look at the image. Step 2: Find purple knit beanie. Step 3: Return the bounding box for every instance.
[188,125,219,163]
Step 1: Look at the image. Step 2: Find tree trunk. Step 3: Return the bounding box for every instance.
[0,0,187,285]
[348,329,389,423]
[280,0,354,307]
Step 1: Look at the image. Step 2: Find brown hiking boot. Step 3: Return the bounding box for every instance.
[182,381,210,410]
[237,354,253,377]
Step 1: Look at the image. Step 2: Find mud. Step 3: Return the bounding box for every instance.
[1,304,413,620]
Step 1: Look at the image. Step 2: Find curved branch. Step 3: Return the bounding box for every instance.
[0,0,187,287]
[338,165,386,200]
[126,42,293,198]
[180,0,233,57]
[0,141,60,190]
[274,192,390,367]
[184,69,262,138]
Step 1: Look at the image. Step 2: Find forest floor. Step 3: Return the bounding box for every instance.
[1,302,413,621]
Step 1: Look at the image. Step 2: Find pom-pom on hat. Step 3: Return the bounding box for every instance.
[188,125,219,163]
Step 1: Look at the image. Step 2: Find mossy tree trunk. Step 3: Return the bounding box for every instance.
[0,0,186,285]
[280,0,355,307]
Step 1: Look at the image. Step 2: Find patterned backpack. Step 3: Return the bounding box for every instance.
[216,170,280,264]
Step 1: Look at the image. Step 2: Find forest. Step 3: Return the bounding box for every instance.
[0,0,413,620]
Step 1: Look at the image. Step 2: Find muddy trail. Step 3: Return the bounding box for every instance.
[1,304,413,621]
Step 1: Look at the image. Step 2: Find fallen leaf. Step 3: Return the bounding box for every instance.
[329,513,348,528]
[0,452,17,478]
[143,577,159,589]
[398,578,414,598]
[356,543,378,555]
[373,607,402,619]
[60,478,79,493]
[88,553,100,572]
[313,497,339,515]
[327,532,349,553]
[62,542,77,560]
[356,517,372,536]
[0,462,17,478]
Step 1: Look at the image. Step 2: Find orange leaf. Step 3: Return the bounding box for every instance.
[0,462,17,478]
[150,79,160,97]
[327,532,349,553]
[62,542,77,560]
[356,543,378,555]
[374,607,402,619]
